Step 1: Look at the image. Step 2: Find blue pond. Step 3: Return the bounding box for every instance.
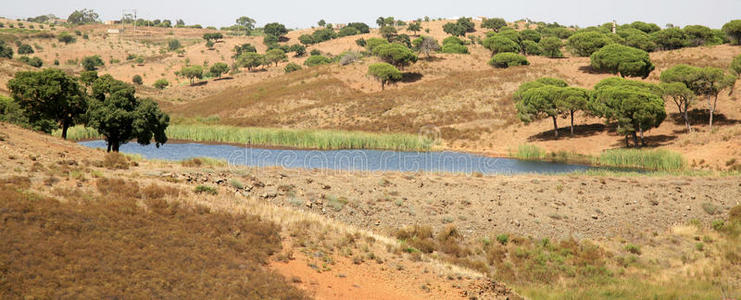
[79,140,597,175]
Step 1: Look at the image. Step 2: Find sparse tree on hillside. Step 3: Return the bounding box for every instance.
[630,21,661,34]
[288,44,306,57]
[590,44,655,78]
[299,34,315,45]
[413,36,440,58]
[67,9,99,25]
[660,64,737,129]
[318,19,326,27]
[284,62,302,73]
[236,16,256,34]
[153,78,169,90]
[178,65,203,85]
[481,18,507,32]
[379,26,397,41]
[368,63,402,90]
[82,55,104,71]
[303,55,332,67]
[347,22,370,34]
[722,20,741,44]
[683,25,718,46]
[210,62,229,79]
[652,28,688,50]
[590,78,666,146]
[58,32,76,44]
[338,26,359,37]
[203,33,224,43]
[566,31,613,57]
[265,49,287,66]
[7,68,87,139]
[376,17,386,28]
[407,22,421,35]
[442,22,466,37]
[86,75,169,152]
[516,85,564,137]
[731,54,741,75]
[232,43,257,59]
[238,52,266,71]
[168,39,181,51]
[0,40,13,58]
[17,44,33,54]
[263,22,288,39]
[520,29,541,42]
[660,82,695,132]
[557,87,590,135]
[132,74,143,85]
[482,35,520,55]
[374,43,418,69]
[489,53,529,68]
[521,40,543,55]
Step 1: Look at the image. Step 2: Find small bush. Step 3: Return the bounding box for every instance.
[624,244,641,255]
[229,179,245,189]
[496,234,510,245]
[132,74,143,85]
[153,78,169,89]
[304,55,332,67]
[102,152,130,170]
[489,53,529,68]
[284,62,302,73]
[194,185,218,195]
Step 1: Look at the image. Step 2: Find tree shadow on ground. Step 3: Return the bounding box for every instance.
[527,123,608,141]
[213,77,234,81]
[421,56,445,62]
[578,65,604,75]
[670,109,740,126]
[190,81,208,87]
[608,134,678,148]
[401,72,423,83]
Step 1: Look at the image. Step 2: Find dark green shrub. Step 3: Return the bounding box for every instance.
[303,55,331,67]
[489,53,529,68]
[521,40,543,55]
[567,31,613,56]
[132,75,143,85]
[590,44,655,78]
[284,62,302,73]
[153,79,169,89]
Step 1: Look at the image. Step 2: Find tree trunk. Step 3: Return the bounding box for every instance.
[106,143,111,152]
[625,135,630,147]
[381,80,385,91]
[639,127,645,146]
[707,95,714,130]
[61,119,69,140]
[551,115,559,138]
[569,110,575,136]
[683,109,691,133]
[112,142,120,152]
[632,131,639,147]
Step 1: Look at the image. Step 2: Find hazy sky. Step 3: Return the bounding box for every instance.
[3,0,740,29]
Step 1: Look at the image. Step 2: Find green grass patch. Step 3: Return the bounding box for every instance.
[595,149,686,171]
[58,124,432,151]
[514,144,546,160]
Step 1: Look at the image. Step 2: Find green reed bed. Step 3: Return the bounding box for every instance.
[57,124,432,151]
[595,148,686,171]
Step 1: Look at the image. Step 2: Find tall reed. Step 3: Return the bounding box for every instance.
[57,124,432,151]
